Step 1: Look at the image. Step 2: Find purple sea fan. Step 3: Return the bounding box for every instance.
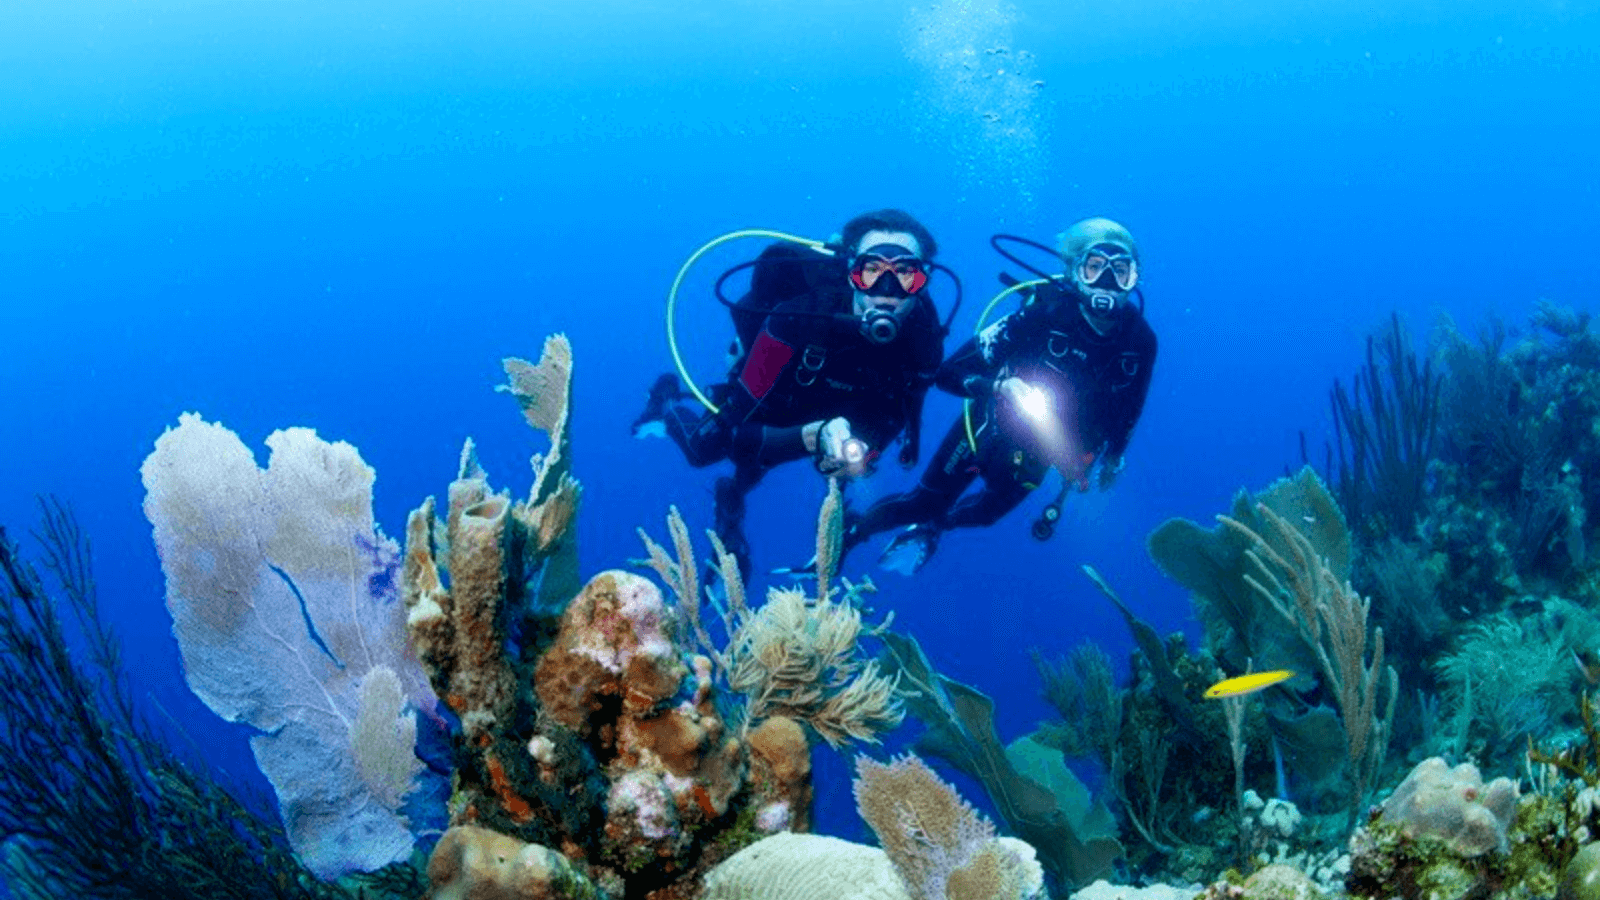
[141,413,442,879]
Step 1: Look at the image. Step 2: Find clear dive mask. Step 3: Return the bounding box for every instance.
[1075,248,1138,292]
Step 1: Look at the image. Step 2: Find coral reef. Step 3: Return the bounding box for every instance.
[968,302,1600,896]
[87,300,1600,900]
[56,331,933,900]
[397,340,912,898]
[395,337,815,897]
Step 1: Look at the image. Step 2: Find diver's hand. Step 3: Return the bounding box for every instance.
[812,418,871,478]
[994,376,1028,408]
[996,377,1052,426]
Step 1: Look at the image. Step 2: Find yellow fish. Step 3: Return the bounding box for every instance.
[1204,669,1295,699]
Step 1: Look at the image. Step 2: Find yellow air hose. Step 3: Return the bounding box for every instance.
[666,229,831,414]
[963,278,1048,452]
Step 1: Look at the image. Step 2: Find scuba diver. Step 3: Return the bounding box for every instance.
[632,209,952,582]
[834,216,1157,575]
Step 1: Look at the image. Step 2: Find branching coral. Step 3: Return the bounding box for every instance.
[1031,642,1121,767]
[1326,312,1442,545]
[1221,499,1398,831]
[634,500,741,679]
[638,479,904,749]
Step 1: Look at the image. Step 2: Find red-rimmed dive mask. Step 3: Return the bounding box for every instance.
[849,244,930,297]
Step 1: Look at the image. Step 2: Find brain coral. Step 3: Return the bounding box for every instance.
[1378,757,1519,857]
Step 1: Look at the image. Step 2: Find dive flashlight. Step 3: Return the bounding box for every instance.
[1013,380,1051,425]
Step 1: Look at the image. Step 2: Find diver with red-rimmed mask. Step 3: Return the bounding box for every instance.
[632,208,958,582]
[831,216,1157,575]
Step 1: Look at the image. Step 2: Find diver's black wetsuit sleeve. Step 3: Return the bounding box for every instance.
[935,334,993,398]
[1104,321,1158,459]
[936,301,1037,399]
[898,379,929,468]
[896,312,945,468]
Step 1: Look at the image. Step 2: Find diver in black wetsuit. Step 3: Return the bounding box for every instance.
[632,209,948,581]
[838,217,1158,573]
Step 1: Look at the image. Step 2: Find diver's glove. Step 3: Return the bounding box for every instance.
[811,417,872,479]
[632,373,684,439]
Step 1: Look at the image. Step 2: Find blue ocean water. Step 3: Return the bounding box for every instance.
[2,0,1596,878]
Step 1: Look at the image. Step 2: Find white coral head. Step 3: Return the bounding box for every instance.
[754,801,792,834]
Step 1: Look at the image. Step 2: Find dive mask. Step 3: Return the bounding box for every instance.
[849,243,930,297]
[1076,248,1138,292]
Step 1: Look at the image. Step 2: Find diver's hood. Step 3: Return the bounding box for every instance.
[1056,217,1140,266]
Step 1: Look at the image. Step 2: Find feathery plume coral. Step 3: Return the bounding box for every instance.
[854,754,1042,900]
[636,487,902,748]
[727,586,903,747]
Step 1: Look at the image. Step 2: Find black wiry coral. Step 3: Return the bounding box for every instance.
[0,499,421,900]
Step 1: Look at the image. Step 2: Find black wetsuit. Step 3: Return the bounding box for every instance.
[844,279,1156,555]
[661,243,945,577]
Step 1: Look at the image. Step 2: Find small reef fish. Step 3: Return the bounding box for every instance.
[1204,669,1295,699]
